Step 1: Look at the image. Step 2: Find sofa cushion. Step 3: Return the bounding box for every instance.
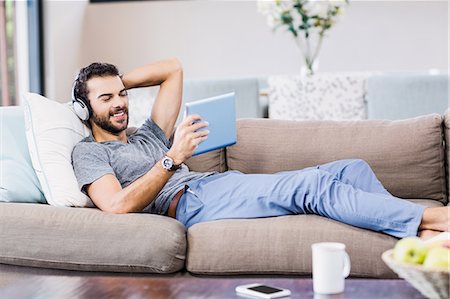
[186,199,442,277]
[227,116,447,204]
[444,109,450,204]
[0,106,45,203]
[23,93,92,207]
[0,203,186,273]
[184,148,227,173]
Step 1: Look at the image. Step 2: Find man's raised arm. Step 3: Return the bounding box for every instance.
[120,58,183,139]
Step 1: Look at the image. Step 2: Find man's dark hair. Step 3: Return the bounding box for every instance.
[73,62,120,105]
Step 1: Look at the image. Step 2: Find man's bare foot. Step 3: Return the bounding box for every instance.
[418,229,442,240]
[419,206,450,232]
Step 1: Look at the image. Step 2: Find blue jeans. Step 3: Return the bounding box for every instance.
[175,159,425,238]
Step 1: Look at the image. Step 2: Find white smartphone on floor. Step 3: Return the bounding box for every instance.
[235,283,291,299]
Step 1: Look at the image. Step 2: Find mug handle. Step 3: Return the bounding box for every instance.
[342,252,351,278]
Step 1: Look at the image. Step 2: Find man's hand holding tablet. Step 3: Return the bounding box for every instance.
[184,92,237,156]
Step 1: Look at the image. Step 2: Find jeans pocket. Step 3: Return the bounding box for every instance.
[179,188,204,225]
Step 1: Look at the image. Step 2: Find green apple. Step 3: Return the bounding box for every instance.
[393,237,428,265]
[423,247,450,270]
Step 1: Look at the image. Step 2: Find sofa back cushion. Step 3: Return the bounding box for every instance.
[184,148,227,173]
[445,109,450,204]
[227,115,446,203]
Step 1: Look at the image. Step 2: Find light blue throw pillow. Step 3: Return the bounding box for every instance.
[0,106,46,203]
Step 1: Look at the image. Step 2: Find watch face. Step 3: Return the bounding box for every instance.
[162,157,173,169]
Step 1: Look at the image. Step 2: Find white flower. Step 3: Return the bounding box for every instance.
[291,8,302,27]
[257,0,348,34]
[257,0,277,16]
[276,0,294,12]
[305,1,331,19]
[267,15,277,28]
[329,0,346,6]
[329,0,346,17]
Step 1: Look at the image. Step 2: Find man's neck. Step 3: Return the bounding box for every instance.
[92,128,128,144]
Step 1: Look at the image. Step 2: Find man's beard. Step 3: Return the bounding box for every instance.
[91,109,129,135]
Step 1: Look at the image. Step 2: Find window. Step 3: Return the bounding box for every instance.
[0,0,43,106]
[0,0,16,105]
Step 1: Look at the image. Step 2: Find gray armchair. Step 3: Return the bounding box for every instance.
[367,73,449,120]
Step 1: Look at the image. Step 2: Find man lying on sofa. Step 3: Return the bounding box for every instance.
[71,58,449,239]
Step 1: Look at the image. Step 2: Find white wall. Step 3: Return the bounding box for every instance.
[43,0,448,101]
[43,0,88,101]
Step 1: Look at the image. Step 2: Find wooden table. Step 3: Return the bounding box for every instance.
[0,264,425,299]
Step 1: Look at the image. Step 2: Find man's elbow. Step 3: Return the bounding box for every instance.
[97,199,137,214]
[106,206,132,214]
[98,204,129,214]
[109,203,143,214]
[168,57,183,73]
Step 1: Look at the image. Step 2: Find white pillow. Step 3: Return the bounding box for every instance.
[23,93,94,207]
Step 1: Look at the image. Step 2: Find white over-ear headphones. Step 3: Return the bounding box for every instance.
[71,75,91,121]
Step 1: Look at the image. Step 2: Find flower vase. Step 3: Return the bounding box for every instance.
[301,58,319,77]
[297,33,322,77]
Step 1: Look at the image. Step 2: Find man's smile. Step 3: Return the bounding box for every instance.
[111,109,127,122]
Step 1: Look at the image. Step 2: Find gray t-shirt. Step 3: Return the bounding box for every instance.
[71,118,215,215]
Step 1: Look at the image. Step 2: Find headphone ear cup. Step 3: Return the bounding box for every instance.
[73,99,90,121]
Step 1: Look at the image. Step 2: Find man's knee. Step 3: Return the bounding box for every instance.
[350,158,371,169]
[299,169,336,191]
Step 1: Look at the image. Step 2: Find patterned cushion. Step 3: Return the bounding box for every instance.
[268,73,371,121]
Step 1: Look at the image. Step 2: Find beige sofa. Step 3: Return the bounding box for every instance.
[1,110,449,278]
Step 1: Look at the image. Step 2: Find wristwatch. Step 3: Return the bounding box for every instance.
[161,155,181,172]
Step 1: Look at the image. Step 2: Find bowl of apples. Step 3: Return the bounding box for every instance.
[382,234,450,299]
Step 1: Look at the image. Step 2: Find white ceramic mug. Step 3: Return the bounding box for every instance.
[311,242,351,294]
